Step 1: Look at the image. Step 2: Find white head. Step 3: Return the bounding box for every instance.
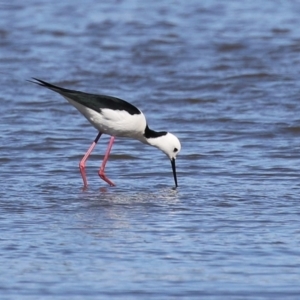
[146,132,181,187]
[150,132,181,160]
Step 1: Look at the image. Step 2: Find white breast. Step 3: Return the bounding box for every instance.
[65,97,147,138]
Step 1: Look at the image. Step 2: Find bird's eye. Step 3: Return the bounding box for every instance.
[173,148,178,153]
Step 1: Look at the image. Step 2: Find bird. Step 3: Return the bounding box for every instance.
[30,78,181,188]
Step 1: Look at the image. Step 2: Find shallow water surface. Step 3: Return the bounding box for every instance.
[1,0,300,299]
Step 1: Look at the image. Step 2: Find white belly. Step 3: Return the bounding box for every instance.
[65,97,147,138]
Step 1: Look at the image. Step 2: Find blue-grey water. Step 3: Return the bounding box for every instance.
[1,1,300,299]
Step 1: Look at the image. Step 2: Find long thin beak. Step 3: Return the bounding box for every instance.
[171,158,178,188]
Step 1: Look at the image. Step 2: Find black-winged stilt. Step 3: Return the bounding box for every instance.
[30,78,181,188]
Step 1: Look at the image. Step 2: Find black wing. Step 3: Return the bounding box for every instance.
[30,78,141,115]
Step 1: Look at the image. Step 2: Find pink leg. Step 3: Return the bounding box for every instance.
[79,132,102,188]
[98,136,115,186]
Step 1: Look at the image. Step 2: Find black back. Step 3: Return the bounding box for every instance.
[31,78,141,115]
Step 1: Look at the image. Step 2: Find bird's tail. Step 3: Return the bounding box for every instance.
[28,78,73,94]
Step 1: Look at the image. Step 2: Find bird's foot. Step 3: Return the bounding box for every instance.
[81,185,88,191]
[79,166,89,188]
[98,171,115,186]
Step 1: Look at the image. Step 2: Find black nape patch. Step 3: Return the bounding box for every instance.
[144,125,167,139]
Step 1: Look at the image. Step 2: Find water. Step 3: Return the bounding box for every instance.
[1,0,300,299]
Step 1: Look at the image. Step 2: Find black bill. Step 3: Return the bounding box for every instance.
[171,158,178,188]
